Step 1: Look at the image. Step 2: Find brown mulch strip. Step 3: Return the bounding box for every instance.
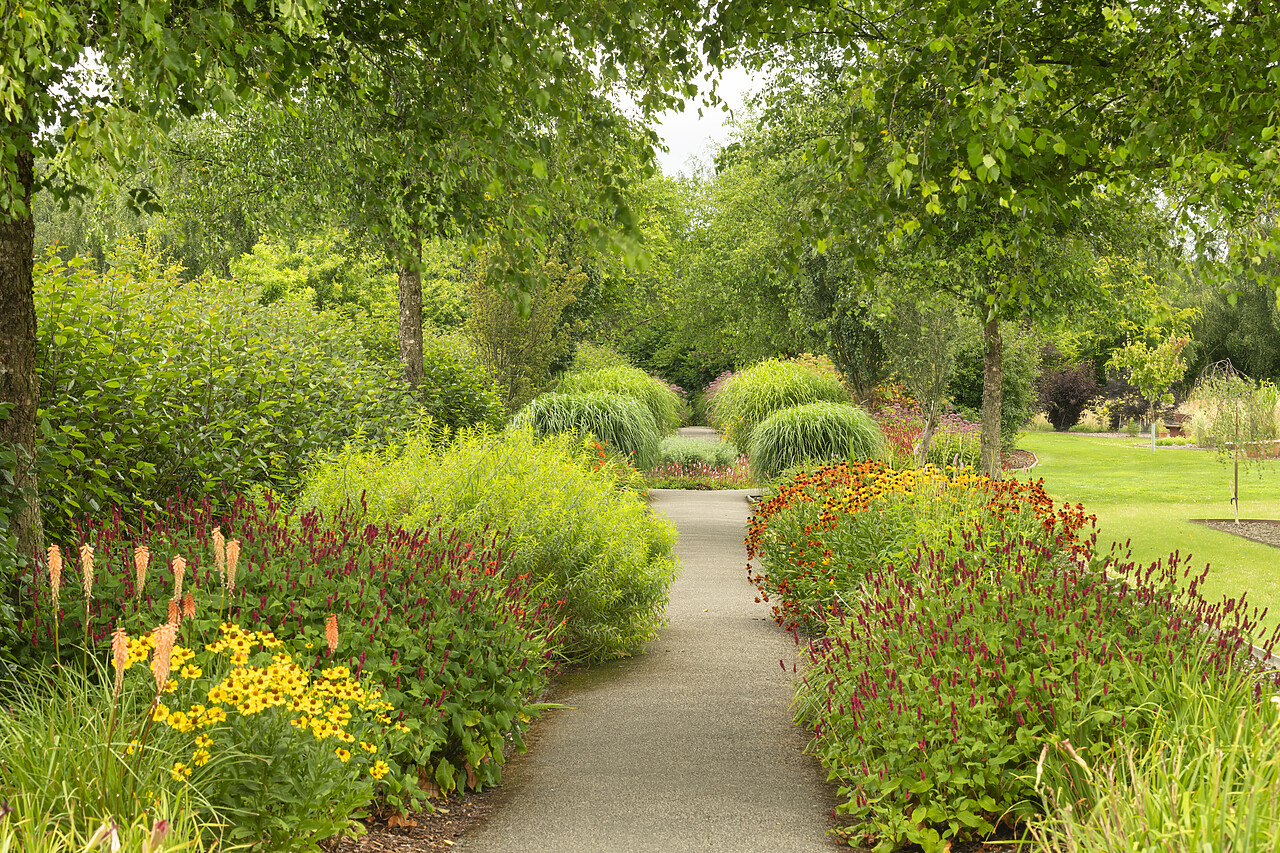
[1191,518,1280,549]
[331,790,501,853]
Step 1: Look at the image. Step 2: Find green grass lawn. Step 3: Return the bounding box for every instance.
[1014,432,1280,632]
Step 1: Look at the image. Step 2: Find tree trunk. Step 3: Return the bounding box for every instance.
[397,226,424,392]
[0,131,45,587]
[979,314,1003,480]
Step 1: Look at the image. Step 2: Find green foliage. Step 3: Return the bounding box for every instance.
[229,228,395,314]
[1188,363,1278,517]
[711,358,851,449]
[655,436,741,470]
[32,248,423,541]
[0,661,210,852]
[748,402,885,480]
[568,342,634,374]
[417,334,506,433]
[1108,334,1190,450]
[467,257,585,412]
[949,319,1043,448]
[557,366,684,434]
[297,427,678,662]
[511,391,660,472]
[1032,663,1280,853]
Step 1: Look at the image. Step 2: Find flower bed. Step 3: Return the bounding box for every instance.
[748,461,1280,852]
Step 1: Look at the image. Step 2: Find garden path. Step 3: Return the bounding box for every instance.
[456,483,839,852]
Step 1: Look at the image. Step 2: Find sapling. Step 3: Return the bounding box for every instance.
[1107,334,1189,451]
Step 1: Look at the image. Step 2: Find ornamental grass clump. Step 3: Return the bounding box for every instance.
[709,358,850,449]
[18,492,560,804]
[298,426,678,662]
[557,366,686,434]
[655,436,741,469]
[512,389,660,470]
[794,537,1279,852]
[747,401,885,479]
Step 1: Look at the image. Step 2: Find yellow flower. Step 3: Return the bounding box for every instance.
[335,748,351,763]
[370,761,390,780]
[360,741,377,753]
[192,748,211,767]
[125,740,141,756]
[152,703,170,723]
[180,664,202,680]
[170,762,192,781]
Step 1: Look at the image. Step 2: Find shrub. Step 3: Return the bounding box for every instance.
[557,366,685,434]
[795,540,1274,852]
[297,427,678,662]
[568,342,634,373]
[924,412,982,468]
[710,358,850,448]
[655,436,741,470]
[748,402,885,479]
[33,249,429,542]
[419,334,507,432]
[873,403,980,469]
[1037,355,1100,431]
[512,390,660,470]
[17,494,558,808]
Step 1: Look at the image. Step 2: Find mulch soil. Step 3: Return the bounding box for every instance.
[1191,518,1280,549]
[331,790,501,853]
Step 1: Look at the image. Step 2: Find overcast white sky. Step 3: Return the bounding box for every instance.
[649,66,764,176]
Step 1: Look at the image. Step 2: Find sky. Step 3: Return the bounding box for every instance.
[649,66,764,177]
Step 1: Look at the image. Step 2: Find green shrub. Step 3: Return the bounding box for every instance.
[298,427,678,662]
[710,358,850,448]
[747,402,884,479]
[511,390,660,470]
[655,435,741,469]
[32,248,448,541]
[419,333,506,431]
[17,493,556,812]
[557,366,685,433]
[568,342,634,374]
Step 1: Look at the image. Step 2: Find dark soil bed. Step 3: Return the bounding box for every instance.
[332,789,500,853]
[1191,518,1280,549]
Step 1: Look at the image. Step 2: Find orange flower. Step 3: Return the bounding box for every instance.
[152,622,178,694]
[134,544,150,599]
[183,592,195,619]
[47,544,62,610]
[79,543,95,601]
[211,527,226,584]
[226,540,240,593]
[325,614,338,655]
[171,555,186,600]
[168,598,180,625]
[111,626,129,696]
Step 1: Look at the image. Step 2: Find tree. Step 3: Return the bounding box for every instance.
[876,291,957,465]
[1190,362,1277,523]
[1108,334,1190,451]
[2,0,329,592]
[467,257,585,412]
[747,0,1280,477]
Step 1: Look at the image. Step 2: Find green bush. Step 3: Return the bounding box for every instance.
[32,248,443,540]
[511,390,660,470]
[298,427,678,662]
[568,342,635,374]
[557,366,685,434]
[655,435,741,469]
[710,358,850,448]
[418,333,506,431]
[948,319,1042,448]
[747,402,884,479]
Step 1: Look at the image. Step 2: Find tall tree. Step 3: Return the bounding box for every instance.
[750,0,1280,476]
[2,0,327,585]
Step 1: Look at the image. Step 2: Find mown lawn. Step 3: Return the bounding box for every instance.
[1015,431,1280,630]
